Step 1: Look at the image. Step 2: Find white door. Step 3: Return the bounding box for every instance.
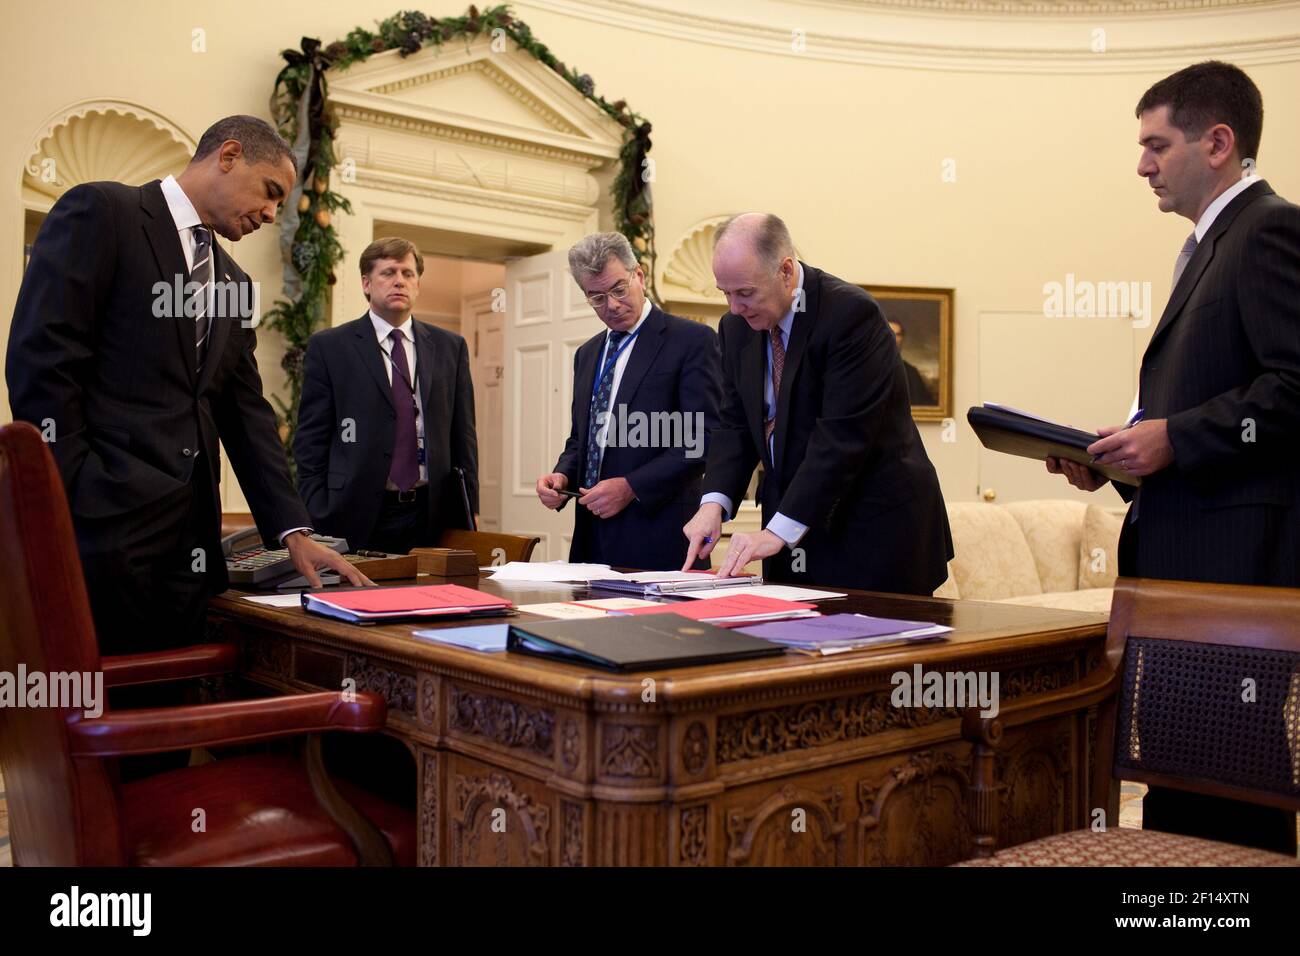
[500,251,603,560]
[465,291,503,532]
[976,311,1134,506]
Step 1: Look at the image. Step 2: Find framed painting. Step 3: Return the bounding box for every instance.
[858,284,954,422]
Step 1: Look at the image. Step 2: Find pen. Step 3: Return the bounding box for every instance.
[1091,408,1146,464]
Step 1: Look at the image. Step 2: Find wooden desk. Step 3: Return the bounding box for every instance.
[208,580,1111,866]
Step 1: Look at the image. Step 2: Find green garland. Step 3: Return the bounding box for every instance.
[265,5,658,470]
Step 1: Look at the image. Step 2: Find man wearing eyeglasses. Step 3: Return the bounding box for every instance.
[536,232,721,570]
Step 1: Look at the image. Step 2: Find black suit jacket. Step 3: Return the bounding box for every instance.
[1119,180,1300,586]
[294,314,479,550]
[6,179,309,588]
[703,263,953,594]
[554,305,721,570]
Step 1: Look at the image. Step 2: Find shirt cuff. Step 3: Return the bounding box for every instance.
[278,527,313,545]
[700,493,734,522]
[765,512,809,548]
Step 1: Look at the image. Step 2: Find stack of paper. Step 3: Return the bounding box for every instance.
[589,570,763,595]
[737,614,952,655]
[612,594,819,626]
[487,562,616,583]
[302,583,513,624]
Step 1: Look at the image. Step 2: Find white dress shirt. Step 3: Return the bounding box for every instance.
[371,310,427,485]
[701,264,809,548]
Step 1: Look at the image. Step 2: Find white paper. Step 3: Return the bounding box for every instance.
[517,602,608,620]
[241,594,303,607]
[679,584,847,602]
[487,561,618,583]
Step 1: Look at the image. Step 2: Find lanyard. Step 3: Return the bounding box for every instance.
[384,333,416,394]
[589,325,641,402]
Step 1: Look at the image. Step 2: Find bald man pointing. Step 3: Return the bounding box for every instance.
[682,214,952,594]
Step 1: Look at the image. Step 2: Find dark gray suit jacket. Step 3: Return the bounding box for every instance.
[1120,179,1300,586]
[294,314,478,550]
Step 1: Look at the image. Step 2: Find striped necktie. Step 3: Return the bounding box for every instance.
[192,225,212,367]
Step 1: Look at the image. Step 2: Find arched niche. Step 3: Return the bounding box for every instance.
[22,101,195,210]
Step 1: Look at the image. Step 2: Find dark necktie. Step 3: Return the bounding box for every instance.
[764,326,786,444]
[584,329,629,488]
[192,225,212,367]
[387,329,419,491]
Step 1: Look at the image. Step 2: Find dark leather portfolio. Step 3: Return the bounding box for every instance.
[967,405,1140,487]
[507,613,785,671]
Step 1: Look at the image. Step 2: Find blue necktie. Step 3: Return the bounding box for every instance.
[584,330,628,488]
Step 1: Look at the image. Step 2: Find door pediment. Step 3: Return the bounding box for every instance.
[328,38,624,165]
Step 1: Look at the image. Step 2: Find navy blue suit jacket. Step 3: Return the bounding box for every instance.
[554,305,721,570]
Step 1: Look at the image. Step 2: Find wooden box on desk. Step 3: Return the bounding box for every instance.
[341,553,418,580]
[410,548,479,577]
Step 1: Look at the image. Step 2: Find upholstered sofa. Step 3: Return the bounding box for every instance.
[932,499,1125,614]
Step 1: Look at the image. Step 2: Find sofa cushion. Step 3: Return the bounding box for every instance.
[1078,503,1124,589]
[1004,499,1087,594]
[943,503,1042,600]
[996,587,1114,614]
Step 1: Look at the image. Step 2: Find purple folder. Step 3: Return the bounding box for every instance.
[737,614,941,647]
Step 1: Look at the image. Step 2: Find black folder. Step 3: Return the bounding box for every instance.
[507,614,785,671]
[967,405,1141,487]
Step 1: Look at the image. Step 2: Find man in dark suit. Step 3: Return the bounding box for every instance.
[536,232,721,570]
[1047,62,1299,854]
[682,213,952,593]
[7,115,366,657]
[294,238,478,555]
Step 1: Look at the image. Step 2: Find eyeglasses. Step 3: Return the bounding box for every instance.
[585,280,634,310]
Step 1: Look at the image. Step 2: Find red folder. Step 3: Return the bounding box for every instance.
[615,594,817,626]
[303,583,512,623]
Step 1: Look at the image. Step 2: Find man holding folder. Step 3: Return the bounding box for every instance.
[1048,61,1299,856]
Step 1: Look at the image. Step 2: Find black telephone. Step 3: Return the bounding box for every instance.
[222,529,348,587]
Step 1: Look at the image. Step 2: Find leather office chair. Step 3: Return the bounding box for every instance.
[0,422,415,866]
[958,577,1299,866]
[438,528,540,565]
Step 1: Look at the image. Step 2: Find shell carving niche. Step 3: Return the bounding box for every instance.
[662,217,730,300]
[23,104,193,206]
